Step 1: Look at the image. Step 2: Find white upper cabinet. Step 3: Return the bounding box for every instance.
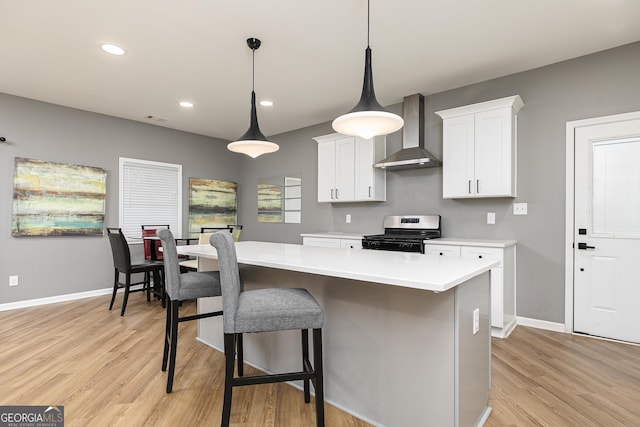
[314,133,386,203]
[436,95,524,198]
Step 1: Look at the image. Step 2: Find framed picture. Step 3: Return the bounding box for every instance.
[188,178,238,233]
[12,157,107,237]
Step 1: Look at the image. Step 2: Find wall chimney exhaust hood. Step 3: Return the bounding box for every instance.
[374,93,441,171]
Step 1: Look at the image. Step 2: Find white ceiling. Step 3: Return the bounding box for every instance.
[2,1,640,141]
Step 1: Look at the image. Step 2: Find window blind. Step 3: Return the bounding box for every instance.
[119,157,182,240]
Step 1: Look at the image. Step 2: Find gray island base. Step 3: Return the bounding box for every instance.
[176,242,495,427]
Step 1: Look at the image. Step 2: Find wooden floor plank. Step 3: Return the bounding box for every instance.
[2,294,640,426]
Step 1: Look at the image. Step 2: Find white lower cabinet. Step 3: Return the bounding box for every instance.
[424,239,516,338]
[301,234,363,250]
[423,244,461,257]
[339,239,362,249]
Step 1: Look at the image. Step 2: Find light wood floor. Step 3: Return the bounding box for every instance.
[1,294,639,426]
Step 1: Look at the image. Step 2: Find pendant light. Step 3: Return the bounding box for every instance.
[228,38,279,158]
[332,0,403,139]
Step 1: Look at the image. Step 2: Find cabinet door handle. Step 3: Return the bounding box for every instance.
[331,189,334,199]
[478,255,483,259]
[336,188,339,199]
[468,180,472,194]
[476,179,480,194]
[369,186,372,198]
[439,252,443,256]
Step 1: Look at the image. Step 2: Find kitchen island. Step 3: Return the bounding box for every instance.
[176,241,497,427]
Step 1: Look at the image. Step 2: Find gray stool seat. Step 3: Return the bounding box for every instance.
[157,228,226,394]
[209,231,325,427]
[175,271,221,300]
[236,288,323,333]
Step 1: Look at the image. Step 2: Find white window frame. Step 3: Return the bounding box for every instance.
[119,157,182,241]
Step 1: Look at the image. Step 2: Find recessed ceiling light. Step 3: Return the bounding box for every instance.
[179,101,194,108]
[260,100,274,107]
[100,43,126,55]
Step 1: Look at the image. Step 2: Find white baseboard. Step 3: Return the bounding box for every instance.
[0,288,113,312]
[516,316,566,333]
[492,317,518,339]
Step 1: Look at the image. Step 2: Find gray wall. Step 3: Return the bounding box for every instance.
[0,93,241,303]
[2,42,640,324]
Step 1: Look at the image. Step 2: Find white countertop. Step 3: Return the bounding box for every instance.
[425,237,517,248]
[176,241,498,293]
[300,232,366,239]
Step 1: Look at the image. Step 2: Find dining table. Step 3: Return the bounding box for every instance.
[142,233,201,261]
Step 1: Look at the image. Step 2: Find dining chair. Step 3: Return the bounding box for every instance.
[106,228,165,316]
[178,232,216,272]
[200,226,231,233]
[228,224,243,242]
[157,228,238,393]
[141,224,170,261]
[209,230,325,427]
[200,225,243,242]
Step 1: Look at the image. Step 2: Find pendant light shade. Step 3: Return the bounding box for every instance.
[228,38,279,158]
[332,0,403,139]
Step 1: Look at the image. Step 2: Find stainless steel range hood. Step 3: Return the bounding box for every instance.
[374,93,441,171]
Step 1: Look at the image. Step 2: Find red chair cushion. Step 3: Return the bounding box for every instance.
[142,228,163,261]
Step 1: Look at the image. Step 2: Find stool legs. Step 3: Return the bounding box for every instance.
[302,329,310,402]
[236,333,244,377]
[161,296,172,373]
[220,330,324,427]
[222,333,236,427]
[163,299,180,393]
[313,328,325,427]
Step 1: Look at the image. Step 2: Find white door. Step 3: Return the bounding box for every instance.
[574,117,640,343]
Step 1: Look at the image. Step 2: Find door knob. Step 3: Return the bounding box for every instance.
[577,242,595,250]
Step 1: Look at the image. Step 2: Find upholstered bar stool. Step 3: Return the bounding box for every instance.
[157,228,225,393]
[209,231,325,427]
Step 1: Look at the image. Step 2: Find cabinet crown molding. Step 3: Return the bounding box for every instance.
[435,95,524,120]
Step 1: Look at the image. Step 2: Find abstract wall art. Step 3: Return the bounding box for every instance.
[188,178,238,233]
[12,157,107,237]
[257,174,301,223]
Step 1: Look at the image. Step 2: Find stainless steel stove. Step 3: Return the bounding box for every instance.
[362,215,441,253]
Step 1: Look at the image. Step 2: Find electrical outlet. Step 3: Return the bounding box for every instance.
[513,202,528,215]
[9,275,19,287]
[487,212,495,225]
[473,308,480,335]
[346,214,351,223]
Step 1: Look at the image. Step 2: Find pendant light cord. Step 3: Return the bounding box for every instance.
[252,48,255,92]
[367,0,370,48]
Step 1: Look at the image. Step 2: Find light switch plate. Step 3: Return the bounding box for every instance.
[487,212,495,224]
[513,203,528,215]
[473,308,480,335]
[346,214,351,223]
